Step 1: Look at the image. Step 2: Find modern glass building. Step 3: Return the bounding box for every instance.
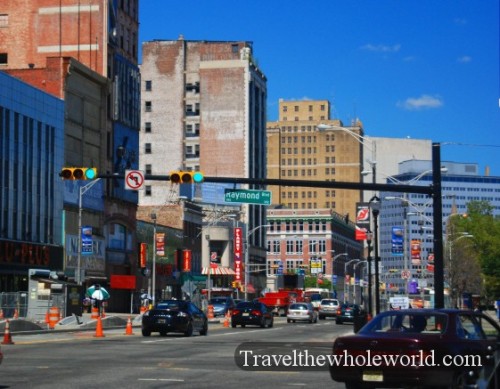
[379,159,500,302]
[0,71,65,292]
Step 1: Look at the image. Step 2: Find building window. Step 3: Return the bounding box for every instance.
[145,101,152,112]
[145,143,152,153]
[320,105,325,111]
[294,106,299,112]
[145,185,152,196]
[144,122,151,132]
[232,44,239,53]
[145,164,152,175]
[0,53,7,65]
[145,80,152,91]
[0,14,8,28]
[283,106,288,112]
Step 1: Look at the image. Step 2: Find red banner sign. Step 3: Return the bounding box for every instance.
[156,233,165,256]
[234,227,243,281]
[183,249,192,272]
[139,243,147,268]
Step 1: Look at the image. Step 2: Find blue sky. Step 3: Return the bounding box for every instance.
[139,0,500,175]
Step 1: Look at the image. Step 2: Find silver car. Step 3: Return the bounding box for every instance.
[287,302,318,323]
[318,298,340,320]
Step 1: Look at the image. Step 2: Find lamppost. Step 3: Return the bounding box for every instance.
[369,196,381,314]
[331,253,348,295]
[344,259,360,303]
[151,213,157,306]
[245,224,270,301]
[77,178,101,285]
[353,260,367,305]
[366,231,373,316]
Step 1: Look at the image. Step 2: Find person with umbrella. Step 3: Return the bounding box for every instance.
[86,284,110,317]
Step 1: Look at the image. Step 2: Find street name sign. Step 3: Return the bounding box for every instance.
[224,189,272,205]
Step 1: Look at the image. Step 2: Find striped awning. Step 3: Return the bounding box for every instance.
[201,266,236,276]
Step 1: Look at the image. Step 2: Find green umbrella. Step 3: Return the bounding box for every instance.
[86,284,110,300]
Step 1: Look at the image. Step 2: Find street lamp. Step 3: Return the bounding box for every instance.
[151,213,157,306]
[245,224,270,301]
[369,196,381,314]
[366,231,373,316]
[353,260,368,305]
[76,178,101,285]
[344,259,360,303]
[331,253,348,295]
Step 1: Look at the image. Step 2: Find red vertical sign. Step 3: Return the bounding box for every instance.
[234,227,243,282]
[183,249,192,272]
[139,243,147,268]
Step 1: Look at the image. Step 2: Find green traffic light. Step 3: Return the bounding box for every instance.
[192,171,204,183]
[85,168,97,180]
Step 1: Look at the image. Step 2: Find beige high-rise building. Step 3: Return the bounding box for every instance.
[267,99,363,218]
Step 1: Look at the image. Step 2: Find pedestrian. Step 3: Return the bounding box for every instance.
[496,299,500,322]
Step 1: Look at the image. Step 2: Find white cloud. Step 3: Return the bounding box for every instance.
[457,56,472,63]
[360,44,401,53]
[397,94,444,111]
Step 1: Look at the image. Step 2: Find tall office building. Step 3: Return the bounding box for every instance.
[140,38,268,292]
[267,99,363,218]
[380,160,500,306]
[0,1,140,311]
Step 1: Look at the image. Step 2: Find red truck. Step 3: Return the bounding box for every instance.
[258,289,305,316]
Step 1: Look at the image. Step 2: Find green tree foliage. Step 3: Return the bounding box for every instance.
[453,200,500,300]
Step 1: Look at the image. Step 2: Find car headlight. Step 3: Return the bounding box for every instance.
[177,311,188,318]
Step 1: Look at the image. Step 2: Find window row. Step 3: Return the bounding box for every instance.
[282,116,327,122]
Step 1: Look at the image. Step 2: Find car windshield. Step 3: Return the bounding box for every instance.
[360,312,448,335]
[321,299,338,306]
[289,304,308,310]
[156,301,186,310]
[209,298,227,304]
[236,302,259,309]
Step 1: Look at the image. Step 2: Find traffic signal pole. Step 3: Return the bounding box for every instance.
[95,143,446,309]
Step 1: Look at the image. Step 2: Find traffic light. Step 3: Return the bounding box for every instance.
[169,171,204,184]
[60,167,97,180]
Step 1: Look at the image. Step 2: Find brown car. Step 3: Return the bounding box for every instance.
[329,309,500,388]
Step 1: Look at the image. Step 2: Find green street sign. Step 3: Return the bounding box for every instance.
[224,189,272,205]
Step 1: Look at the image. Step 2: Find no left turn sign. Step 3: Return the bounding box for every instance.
[125,170,145,190]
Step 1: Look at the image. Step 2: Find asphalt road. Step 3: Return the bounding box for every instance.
[0,317,353,389]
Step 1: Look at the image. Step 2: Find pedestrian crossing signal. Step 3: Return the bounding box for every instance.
[60,168,97,180]
[169,171,204,184]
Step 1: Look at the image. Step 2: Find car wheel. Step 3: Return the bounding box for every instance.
[200,322,208,336]
[184,322,193,337]
[141,329,151,337]
[241,324,246,328]
[159,331,167,336]
[268,319,273,328]
[336,319,342,325]
[231,323,237,328]
[449,371,468,389]
[319,315,325,320]
[287,319,291,323]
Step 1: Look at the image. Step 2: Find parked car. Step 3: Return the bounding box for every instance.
[329,309,500,388]
[141,299,208,337]
[336,303,364,324]
[319,298,341,320]
[209,296,235,317]
[231,301,274,328]
[287,302,318,323]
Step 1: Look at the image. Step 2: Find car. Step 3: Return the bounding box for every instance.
[141,299,208,337]
[329,309,500,388]
[287,302,318,323]
[336,303,364,324]
[319,298,341,320]
[231,301,274,328]
[209,296,235,317]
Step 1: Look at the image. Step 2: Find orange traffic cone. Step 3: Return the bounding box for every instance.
[13,308,18,319]
[223,311,230,328]
[1,319,14,345]
[0,308,4,319]
[94,316,105,338]
[90,306,99,319]
[124,316,134,335]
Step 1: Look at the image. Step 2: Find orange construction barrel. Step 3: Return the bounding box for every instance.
[48,306,60,329]
[207,304,214,320]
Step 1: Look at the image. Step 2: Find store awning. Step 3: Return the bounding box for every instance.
[201,267,236,276]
